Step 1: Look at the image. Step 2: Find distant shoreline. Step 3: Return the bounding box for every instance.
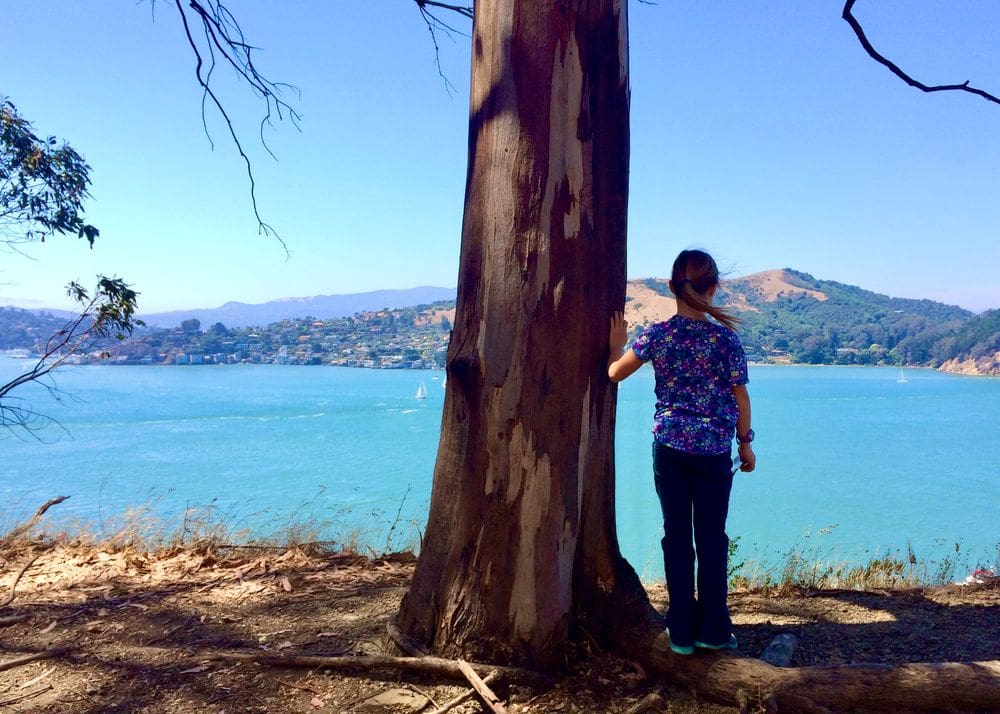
[4,353,997,377]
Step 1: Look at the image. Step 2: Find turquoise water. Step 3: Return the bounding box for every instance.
[2,360,997,580]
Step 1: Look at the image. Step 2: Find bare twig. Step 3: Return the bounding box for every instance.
[171,0,301,249]
[1,496,69,546]
[843,0,1000,106]
[277,678,321,694]
[18,665,55,690]
[0,648,73,673]
[416,0,472,19]
[383,485,412,559]
[457,659,506,714]
[429,672,500,714]
[0,614,31,627]
[405,682,440,708]
[413,0,472,95]
[0,685,53,707]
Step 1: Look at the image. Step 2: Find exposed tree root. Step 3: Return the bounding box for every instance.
[615,612,1000,713]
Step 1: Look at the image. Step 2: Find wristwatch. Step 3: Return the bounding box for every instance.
[737,429,755,445]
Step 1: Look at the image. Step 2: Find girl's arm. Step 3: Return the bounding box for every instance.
[733,383,756,472]
[608,312,643,382]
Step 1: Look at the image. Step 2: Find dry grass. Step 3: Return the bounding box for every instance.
[728,535,1000,594]
[0,487,424,573]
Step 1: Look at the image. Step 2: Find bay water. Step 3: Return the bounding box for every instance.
[2,359,997,582]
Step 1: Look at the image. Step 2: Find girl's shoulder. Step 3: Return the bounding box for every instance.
[631,320,671,357]
[713,324,746,355]
[636,320,670,338]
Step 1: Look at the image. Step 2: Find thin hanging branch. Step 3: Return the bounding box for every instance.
[416,0,472,20]
[413,0,474,95]
[843,0,1000,106]
[171,0,303,251]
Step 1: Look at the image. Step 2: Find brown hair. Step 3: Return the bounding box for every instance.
[671,249,740,331]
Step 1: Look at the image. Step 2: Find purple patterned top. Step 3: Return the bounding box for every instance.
[631,315,748,455]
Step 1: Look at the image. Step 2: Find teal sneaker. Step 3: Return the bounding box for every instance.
[694,634,738,650]
[665,629,694,656]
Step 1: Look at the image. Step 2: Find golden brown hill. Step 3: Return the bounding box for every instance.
[623,269,828,326]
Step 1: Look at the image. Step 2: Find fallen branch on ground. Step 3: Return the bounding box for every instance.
[429,671,500,714]
[189,649,552,688]
[0,684,53,708]
[0,614,31,627]
[0,648,73,673]
[457,659,506,713]
[0,552,42,608]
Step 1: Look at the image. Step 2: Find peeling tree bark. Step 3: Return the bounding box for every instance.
[393,0,644,667]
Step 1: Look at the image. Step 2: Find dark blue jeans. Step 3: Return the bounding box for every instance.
[653,443,734,647]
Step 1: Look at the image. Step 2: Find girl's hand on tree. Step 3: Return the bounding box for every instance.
[609,312,628,355]
[608,312,642,382]
[738,443,756,473]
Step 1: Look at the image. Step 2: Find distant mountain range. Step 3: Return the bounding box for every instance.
[4,271,996,374]
[134,286,457,329]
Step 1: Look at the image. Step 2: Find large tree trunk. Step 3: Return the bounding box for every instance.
[393,0,647,667]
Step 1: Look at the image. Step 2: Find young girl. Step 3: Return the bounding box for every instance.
[607,249,755,655]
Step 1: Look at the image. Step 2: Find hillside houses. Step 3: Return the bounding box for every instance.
[79,305,453,369]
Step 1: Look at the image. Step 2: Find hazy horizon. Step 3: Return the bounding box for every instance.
[2,4,998,315]
[3,268,994,317]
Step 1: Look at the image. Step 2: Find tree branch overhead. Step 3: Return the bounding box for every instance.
[843,0,1000,106]
[171,0,303,249]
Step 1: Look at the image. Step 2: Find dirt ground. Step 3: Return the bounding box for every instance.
[1,544,998,713]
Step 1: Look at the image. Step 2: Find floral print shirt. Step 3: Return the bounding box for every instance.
[631,315,748,455]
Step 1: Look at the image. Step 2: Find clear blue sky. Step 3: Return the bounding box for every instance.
[2,2,998,314]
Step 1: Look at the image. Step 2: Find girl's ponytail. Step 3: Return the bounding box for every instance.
[671,250,741,332]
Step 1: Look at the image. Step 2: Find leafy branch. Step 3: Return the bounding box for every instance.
[0,277,142,438]
[0,100,99,247]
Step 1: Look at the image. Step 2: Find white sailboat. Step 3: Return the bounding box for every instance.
[897,369,908,384]
[415,380,428,399]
